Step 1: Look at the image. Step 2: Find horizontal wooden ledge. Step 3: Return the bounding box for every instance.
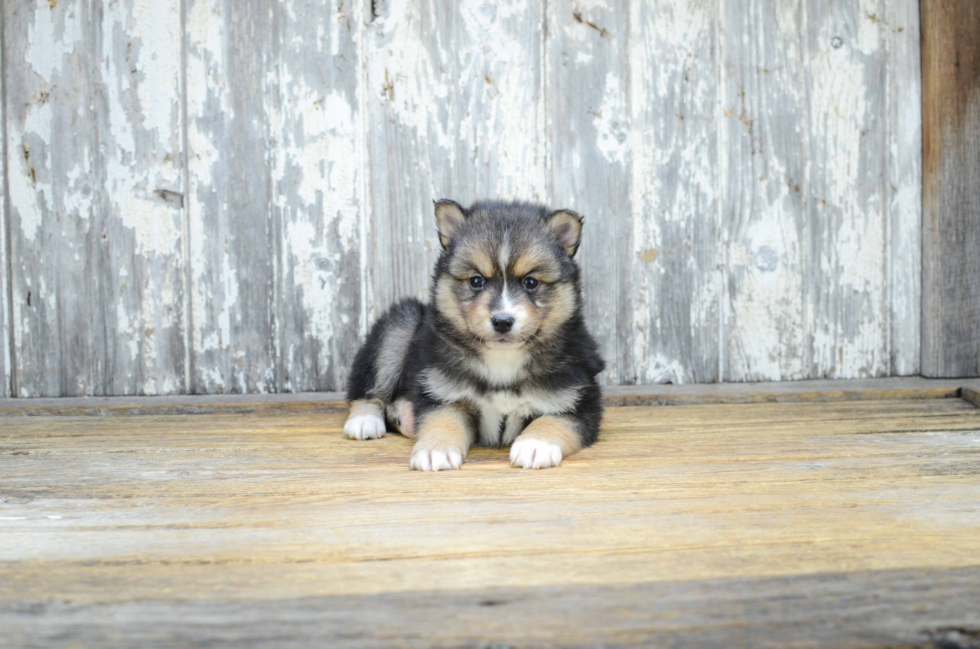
[0,377,978,417]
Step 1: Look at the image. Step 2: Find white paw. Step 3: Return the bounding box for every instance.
[510,437,563,469]
[344,414,387,440]
[409,444,464,472]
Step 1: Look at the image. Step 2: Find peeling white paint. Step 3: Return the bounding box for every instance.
[593,73,628,166]
[25,1,82,85]
[5,0,923,395]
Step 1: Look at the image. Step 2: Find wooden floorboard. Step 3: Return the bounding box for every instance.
[2,395,980,646]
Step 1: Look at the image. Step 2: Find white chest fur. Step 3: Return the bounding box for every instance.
[421,368,581,447]
[469,347,529,386]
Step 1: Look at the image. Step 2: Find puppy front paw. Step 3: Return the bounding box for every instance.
[510,437,563,469]
[409,442,465,472]
[344,414,387,440]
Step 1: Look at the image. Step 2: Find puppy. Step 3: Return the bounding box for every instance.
[344,200,605,471]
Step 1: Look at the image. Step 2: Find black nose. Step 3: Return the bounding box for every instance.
[491,315,514,333]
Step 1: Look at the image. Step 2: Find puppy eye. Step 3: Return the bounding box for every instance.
[468,276,485,289]
[522,277,539,290]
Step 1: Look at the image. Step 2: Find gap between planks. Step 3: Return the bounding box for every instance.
[0,377,978,417]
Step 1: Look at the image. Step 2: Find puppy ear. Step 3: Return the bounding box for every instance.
[545,209,584,257]
[434,199,467,249]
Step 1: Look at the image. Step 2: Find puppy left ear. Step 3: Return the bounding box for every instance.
[545,209,584,257]
[434,199,467,249]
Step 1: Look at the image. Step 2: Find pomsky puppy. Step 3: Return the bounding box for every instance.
[344,199,604,471]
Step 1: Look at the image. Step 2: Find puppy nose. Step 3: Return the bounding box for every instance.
[491,315,514,333]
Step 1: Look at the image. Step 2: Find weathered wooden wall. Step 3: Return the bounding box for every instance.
[0,0,922,397]
[921,0,980,379]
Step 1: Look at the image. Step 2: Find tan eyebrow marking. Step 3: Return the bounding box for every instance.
[450,246,494,278]
[512,244,561,281]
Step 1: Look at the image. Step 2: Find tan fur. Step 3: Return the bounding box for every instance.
[414,407,471,452]
[512,243,561,282]
[516,415,583,456]
[435,276,468,334]
[348,398,384,419]
[545,210,583,257]
[450,242,495,279]
[536,283,576,341]
[463,291,493,339]
[435,201,466,248]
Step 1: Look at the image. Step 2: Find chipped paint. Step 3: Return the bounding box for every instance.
[2,0,923,395]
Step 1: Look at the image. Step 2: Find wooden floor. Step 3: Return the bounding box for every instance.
[3,384,980,647]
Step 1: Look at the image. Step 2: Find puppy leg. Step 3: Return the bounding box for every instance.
[385,398,416,438]
[510,415,583,469]
[343,399,387,440]
[409,407,470,472]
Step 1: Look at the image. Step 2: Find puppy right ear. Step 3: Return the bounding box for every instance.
[434,199,467,249]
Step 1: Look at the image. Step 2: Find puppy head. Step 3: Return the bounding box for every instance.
[432,200,583,349]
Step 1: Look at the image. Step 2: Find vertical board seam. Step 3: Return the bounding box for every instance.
[180,0,194,394]
[0,4,15,397]
[540,0,555,200]
[622,0,633,384]
[358,0,372,342]
[917,0,926,376]
[91,0,110,396]
[801,0,813,378]
[882,0,893,375]
[715,0,726,383]
[271,2,284,393]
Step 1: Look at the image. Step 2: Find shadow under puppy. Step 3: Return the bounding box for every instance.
[344,200,605,471]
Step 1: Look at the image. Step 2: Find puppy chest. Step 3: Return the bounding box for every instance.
[473,392,534,447]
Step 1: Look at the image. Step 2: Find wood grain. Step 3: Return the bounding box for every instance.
[270,0,365,393]
[0,27,9,399]
[805,0,892,381]
[548,1,630,385]
[0,0,928,396]
[629,0,720,384]
[720,0,809,382]
[2,399,980,644]
[5,567,979,647]
[2,376,979,416]
[887,0,922,377]
[185,0,279,393]
[98,0,187,396]
[921,0,980,378]
[3,0,107,397]
[365,0,547,316]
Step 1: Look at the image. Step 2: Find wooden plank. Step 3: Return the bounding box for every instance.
[2,0,185,397]
[921,0,980,378]
[804,1,891,381]
[547,1,629,385]
[628,0,720,384]
[887,1,922,376]
[3,376,980,416]
[722,0,904,382]
[2,400,980,603]
[962,386,980,410]
[5,566,978,647]
[272,0,365,392]
[185,0,279,393]
[3,399,980,647]
[365,0,547,315]
[97,0,186,395]
[3,0,107,397]
[719,0,810,382]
